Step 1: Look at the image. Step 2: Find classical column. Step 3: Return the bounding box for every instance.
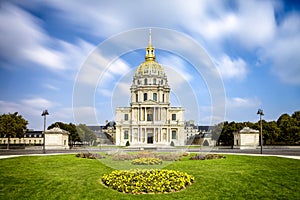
[153,128,156,143]
[138,126,140,142]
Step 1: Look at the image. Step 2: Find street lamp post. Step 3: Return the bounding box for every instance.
[41,109,49,154]
[257,109,264,154]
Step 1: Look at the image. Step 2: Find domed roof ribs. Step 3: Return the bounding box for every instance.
[145,29,155,61]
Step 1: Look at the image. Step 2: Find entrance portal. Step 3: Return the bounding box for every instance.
[147,133,153,144]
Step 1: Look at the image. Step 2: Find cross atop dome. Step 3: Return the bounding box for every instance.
[145,29,155,61]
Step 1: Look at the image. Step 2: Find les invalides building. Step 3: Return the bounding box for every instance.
[115,32,185,146]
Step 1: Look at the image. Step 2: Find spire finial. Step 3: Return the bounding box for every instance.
[149,28,152,46]
[145,28,155,61]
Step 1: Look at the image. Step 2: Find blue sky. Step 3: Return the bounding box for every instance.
[0,0,299,130]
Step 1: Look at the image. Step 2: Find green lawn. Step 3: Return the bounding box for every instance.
[0,154,299,200]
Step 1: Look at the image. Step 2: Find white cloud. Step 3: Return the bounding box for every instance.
[160,55,193,85]
[43,84,60,91]
[232,0,276,48]
[0,2,95,72]
[21,97,56,109]
[265,13,300,85]
[227,97,261,109]
[0,98,73,130]
[215,55,247,80]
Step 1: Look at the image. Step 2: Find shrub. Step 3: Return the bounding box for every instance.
[75,152,105,159]
[202,140,209,146]
[125,141,130,146]
[111,151,183,161]
[190,154,225,160]
[101,169,194,194]
[112,153,135,161]
[131,157,162,165]
[170,141,175,146]
[156,153,181,161]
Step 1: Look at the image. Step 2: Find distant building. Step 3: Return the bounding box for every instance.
[185,120,215,146]
[88,121,115,145]
[233,127,259,149]
[0,128,69,149]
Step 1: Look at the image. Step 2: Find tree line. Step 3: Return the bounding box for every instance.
[0,112,97,148]
[212,111,300,146]
[0,110,299,148]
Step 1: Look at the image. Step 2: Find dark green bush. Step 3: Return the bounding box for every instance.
[170,141,175,146]
[125,141,130,146]
[76,152,104,159]
[203,140,209,146]
[190,154,225,160]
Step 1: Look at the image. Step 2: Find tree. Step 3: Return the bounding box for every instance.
[277,113,300,144]
[76,124,97,146]
[211,123,223,145]
[218,121,241,146]
[0,112,28,149]
[48,122,81,147]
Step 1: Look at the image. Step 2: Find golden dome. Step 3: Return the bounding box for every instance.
[135,60,164,76]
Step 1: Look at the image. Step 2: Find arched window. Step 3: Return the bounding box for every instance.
[144,93,148,101]
[153,93,157,101]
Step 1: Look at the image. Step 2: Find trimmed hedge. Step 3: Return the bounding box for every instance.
[111,151,182,161]
[131,157,162,165]
[102,169,194,194]
[75,152,105,159]
[190,154,225,160]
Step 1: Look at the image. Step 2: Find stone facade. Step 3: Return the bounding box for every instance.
[115,32,185,146]
[233,127,259,149]
[45,127,69,150]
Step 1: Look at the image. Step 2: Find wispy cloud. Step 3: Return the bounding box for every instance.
[215,55,247,80]
[0,2,94,72]
[227,97,261,109]
[43,84,60,91]
[0,97,74,129]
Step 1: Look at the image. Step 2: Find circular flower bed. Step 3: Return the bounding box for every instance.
[101,169,194,194]
[131,157,162,165]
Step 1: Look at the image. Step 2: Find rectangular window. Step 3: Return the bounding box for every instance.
[172,114,176,121]
[124,114,128,121]
[153,93,157,101]
[172,130,177,139]
[124,130,129,140]
[147,114,153,121]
